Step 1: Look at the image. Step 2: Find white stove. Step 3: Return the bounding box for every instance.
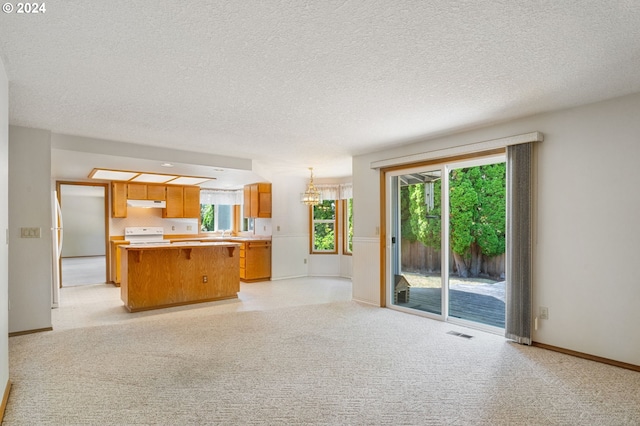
[124,227,170,246]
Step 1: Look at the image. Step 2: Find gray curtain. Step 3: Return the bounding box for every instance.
[505,143,533,345]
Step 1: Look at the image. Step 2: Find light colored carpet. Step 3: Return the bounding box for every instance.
[6,298,640,424]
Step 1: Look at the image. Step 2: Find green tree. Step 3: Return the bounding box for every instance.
[313,200,336,251]
[201,204,214,231]
[400,163,505,278]
[449,164,506,277]
[404,181,442,250]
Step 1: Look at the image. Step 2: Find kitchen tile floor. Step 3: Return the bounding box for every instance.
[52,276,353,332]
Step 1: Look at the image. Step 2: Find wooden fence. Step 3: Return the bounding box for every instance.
[401,240,505,280]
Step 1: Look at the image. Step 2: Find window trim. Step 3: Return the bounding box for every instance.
[342,198,353,256]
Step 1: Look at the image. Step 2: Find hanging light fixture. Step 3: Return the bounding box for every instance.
[301,167,321,206]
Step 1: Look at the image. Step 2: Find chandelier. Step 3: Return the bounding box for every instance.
[301,167,321,206]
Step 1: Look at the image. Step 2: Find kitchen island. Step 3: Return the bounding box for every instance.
[169,236,271,282]
[120,241,241,312]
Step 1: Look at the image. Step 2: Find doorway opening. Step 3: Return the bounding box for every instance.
[55,182,109,291]
[386,154,506,332]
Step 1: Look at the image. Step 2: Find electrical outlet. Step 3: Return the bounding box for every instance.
[304,258,307,264]
[187,225,192,231]
[202,275,208,283]
[539,306,549,320]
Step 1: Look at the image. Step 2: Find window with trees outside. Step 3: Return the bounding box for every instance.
[200,189,243,233]
[200,204,233,232]
[311,199,337,253]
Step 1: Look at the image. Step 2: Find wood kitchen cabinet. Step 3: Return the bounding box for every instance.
[120,243,240,312]
[127,183,147,200]
[109,239,129,285]
[112,182,127,218]
[112,183,168,218]
[163,185,200,218]
[243,183,272,218]
[183,186,201,218]
[239,240,271,282]
[163,186,184,217]
[127,183,166,200]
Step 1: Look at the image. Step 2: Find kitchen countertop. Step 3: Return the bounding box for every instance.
[168,236,272,243]
[121,241,242,249]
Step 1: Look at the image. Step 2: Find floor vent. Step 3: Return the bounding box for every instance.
[447,331,474,339]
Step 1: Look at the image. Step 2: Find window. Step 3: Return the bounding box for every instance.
[343,198,353,254]
[200,189,243,233]
[200,204,233,232]
[311,199,337,253]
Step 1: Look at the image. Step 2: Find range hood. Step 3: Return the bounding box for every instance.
[127,199,166,208]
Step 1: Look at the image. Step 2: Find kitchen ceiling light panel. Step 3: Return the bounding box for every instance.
[168,177,212,185]
[131,173,178,183]
[89,169,139,181]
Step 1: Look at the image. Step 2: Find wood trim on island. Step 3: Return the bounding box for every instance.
[120,242,241,312]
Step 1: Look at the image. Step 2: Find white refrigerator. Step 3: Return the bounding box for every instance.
[51,190,63,308]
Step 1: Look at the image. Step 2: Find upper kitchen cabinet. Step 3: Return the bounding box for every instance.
[183,186,201,218]
[127,183,166,201]
[112,182,127,218]
[243,183,271,218]
[163,185,200,218]
[112,183,198,218]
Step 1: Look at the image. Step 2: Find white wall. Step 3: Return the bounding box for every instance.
[8,126,53,333]
[0,55,10,404]
[353,92,640,366]
[60,193,105,257]
[270,174,309,279]
[270,173,353,280]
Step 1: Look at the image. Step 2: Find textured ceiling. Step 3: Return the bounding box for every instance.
[1,1,640,181]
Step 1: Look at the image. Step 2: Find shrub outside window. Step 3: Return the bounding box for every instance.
[200,204,233,232]
[311,199,337,253]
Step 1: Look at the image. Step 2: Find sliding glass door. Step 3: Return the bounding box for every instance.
[387,155,506,331]
[388,167,444,316]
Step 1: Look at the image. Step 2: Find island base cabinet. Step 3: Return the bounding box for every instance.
[121,244,240,312]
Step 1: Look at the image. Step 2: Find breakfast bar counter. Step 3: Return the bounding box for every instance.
[120,242,241,312]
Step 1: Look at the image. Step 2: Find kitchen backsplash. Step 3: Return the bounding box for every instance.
[110,207,199,236]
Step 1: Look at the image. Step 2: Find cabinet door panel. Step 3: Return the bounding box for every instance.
[127,183,147,200]
[243,186,251,218]
[163,186,184,218]
[147,185,166,200]
[183,186,200,218]
[250,184,259,218]
[258,192,272,218]
[112,182,127,218]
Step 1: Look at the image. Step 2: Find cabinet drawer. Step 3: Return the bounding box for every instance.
[246,241,271,250]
